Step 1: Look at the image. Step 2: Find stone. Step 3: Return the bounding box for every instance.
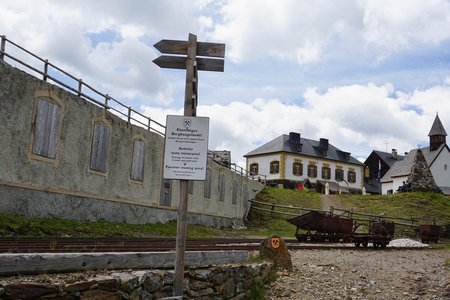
[211,272,224,285]
[112,273,140,293]
[187,287,215,298]
[141,272,162,293]
[223,278,236,298]
[3,283,59,299]
[65,280,94,293]
[189,268,213,280]
[260,236,293,271]
[189,279,212,291]
[80,289,122,300]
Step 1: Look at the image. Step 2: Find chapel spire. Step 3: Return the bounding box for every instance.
[428,113,447,151]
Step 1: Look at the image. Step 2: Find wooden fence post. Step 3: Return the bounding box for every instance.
[0,35,5,61]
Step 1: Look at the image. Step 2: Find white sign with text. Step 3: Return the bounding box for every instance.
[163,115,209,180]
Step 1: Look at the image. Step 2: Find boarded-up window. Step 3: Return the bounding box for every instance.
[204,169,212,198]
[32,97,61,158]
[130,139,145,181]
[160,179,172,206]
[270,161,279,174]
[219,175,226,202]
[293,162,303,176]
[232,180,239,205]
[90,122,110,172]
[249,163,259,175]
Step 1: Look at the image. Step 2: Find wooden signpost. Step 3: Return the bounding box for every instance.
[153,33,225,297]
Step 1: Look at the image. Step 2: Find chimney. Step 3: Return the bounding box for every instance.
[289,132,300,144]
[289,132,302,151]
[391,148,398,160]
[319,138,329,156]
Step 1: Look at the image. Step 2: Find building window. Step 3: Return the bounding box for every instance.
[32,97,61,159]
[249,163,259,175]
[348,170,356,183]
[232,180,238,205]
[293,162,303,176]
[219,175,226,202]
[445,164,448,171]
[204,169,212,199]
[307,165,317,178]
[130,139,145,181]
[270,161,279,174]
[322,167,331,180]
[335,169,344,181]
[90,122,110,173]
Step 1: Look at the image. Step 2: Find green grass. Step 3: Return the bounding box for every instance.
[0,213,221,238]
[240,187,322,238]
[338,192,450,222]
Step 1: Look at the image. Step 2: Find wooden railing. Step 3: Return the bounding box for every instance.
[0,35,166,136]
[1,35,262,181]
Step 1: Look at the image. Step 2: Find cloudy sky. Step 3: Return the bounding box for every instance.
[2,0,450,166]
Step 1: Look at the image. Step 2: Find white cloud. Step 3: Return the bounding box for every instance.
[141,83,450,167]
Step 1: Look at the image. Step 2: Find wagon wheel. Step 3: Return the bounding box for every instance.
[354,242,360,247]
[362,241,368,248]
[373,242,379,249]
[380,242,387,249]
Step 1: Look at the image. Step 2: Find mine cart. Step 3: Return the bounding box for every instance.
[287,211,353,243]
[419,224,440,243]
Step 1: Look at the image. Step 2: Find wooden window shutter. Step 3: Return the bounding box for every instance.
[90,122,110,172]
[130,139,145,181]
[32,97,61,158]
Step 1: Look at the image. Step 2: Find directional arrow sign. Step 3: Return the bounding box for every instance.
[154,39,225,58]
[153,56,224,72]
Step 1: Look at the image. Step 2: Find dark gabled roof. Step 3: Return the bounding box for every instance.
[371,150,405,167]
[428,114,447,136]
[380,144,446,182]
[244,134,363,165]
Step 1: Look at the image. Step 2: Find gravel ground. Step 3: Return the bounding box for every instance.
[266,246,450,300]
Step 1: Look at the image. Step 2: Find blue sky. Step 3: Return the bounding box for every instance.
[2,0,450,167]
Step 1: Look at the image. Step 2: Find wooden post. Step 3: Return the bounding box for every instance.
[43,59,48,82]
[0,35,5,61]
[173,33,197,297]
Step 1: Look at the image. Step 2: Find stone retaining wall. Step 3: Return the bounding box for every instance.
[0,263,273,299]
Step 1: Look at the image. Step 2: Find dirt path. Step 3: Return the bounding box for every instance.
[267,249,450,299]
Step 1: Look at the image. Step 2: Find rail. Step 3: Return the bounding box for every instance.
[0,35,166,136]
[248,199,440,227]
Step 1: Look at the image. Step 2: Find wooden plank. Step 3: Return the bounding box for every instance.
[90,123,109,172]
[131,140,145,181]
[153,56,224,72]
[154,39,225,58]
[47,102,60,158]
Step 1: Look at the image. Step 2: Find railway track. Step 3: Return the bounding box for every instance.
[0,237,425,253]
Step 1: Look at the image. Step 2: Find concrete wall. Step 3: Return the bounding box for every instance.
[0,60,263,227]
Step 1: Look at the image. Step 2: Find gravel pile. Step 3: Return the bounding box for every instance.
[389,238,429,248]
[266,249,450,299]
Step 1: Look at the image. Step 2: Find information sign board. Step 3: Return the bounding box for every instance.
[163,115,209,180]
